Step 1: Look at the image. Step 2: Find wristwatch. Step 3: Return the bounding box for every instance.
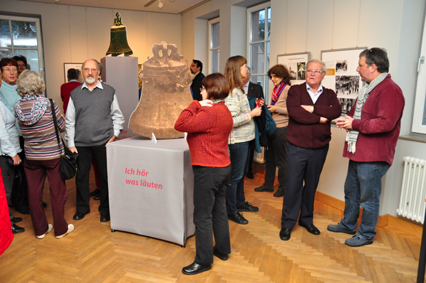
[311,106,314,113]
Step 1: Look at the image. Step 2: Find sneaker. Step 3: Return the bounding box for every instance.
[345,235,373,247]
[273,189,284,197]
[36,224,53,239]
[228,212,248,225]
[237,202,259,212]
[56,224,75,239]
[327,224,356,235]
[254,185,273,192]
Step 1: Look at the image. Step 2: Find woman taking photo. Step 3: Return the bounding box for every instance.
[254,64,291,197]
[15,70,74,239]
[224,55,261,225]
[175,73,233,275]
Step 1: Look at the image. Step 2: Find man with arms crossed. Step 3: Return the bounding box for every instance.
[66,59,125,222]
[280,59,341,241]
[327,48,404,247]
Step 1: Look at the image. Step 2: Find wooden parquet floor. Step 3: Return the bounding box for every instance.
[0,168,422,282]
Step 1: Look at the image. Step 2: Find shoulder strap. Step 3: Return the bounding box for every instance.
[49,99,60,145]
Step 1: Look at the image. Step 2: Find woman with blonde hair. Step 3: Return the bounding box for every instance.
[15,70,74,239]
[224,55,261,225]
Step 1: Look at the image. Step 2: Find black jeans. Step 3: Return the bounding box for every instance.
[193,165,231,265]
[75,145,109,215]
[264,127,288,191]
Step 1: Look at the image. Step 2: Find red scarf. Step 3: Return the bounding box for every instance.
[271,82,287,106]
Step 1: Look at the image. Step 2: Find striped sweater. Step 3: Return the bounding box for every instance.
[17,98,65,160]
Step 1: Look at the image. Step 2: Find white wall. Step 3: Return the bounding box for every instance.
[182,0,426,217]
[1,0,181,112]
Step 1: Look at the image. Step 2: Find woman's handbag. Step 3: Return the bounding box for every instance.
[49,99,78,180]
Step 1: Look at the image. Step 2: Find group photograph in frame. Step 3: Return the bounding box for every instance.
[321,47,366,117]
[63,63,82,83]
[277,52,310,85]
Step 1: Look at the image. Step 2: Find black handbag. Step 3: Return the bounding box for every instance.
[49,99,78,180]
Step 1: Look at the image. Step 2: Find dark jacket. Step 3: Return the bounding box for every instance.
[190,72,205,101]
[286,82,341,149]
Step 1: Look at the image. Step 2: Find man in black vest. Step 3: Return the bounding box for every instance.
[190,60,205,101]
[65,59,125,223]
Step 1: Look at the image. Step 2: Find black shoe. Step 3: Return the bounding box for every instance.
[42,201,47,208]
[299,223,320,235]
[100,213,110,222]
[94,196,100,200]
[213,248,228,261]
[15,206,30,214]
[73,212,87,220]
[228,212,248,225]
[245,172,254,179]
[182,262,211,275]
[12,223,25,234]
[254,185,273,192]
[273,189,284,197]
[12,217,22,223]
[237,202,259,212]
[279,228,291,241]
[90,189,100,197]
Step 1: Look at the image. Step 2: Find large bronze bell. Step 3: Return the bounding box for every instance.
[106,12,133,56]
[129,42,193,139]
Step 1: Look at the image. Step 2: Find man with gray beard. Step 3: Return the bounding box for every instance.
[65,59,125,223]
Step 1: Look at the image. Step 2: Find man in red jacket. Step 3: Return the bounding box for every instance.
[61,68,81,114]
[327,48,404,247]
[280,59,341,241]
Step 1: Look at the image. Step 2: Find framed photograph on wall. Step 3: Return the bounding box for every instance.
[277,52,310,85]
[63,63,82,83]
[321,47,366,117]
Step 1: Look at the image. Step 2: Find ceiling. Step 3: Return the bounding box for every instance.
[21,0,211,14]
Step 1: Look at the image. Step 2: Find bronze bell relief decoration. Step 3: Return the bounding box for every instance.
[129,42,193,139]
[106,13,133,56]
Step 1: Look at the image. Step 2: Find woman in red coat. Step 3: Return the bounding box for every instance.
[0,167,13,255]
[175,73,233,275]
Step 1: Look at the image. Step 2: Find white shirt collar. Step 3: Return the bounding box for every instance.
[82,80,103,91]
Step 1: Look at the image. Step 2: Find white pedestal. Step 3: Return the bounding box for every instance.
[106,136,195,245]
[101,56,138,140]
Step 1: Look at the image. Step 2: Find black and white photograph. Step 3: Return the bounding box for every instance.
[339,97,355,115]
[335,76,360,96]
[297,62,306,80]
[336,60,348,73]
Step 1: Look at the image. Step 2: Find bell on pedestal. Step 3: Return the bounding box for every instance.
[106,12,133,56]
[129,42,193,139]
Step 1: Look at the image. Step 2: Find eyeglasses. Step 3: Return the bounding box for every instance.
[200,86,206,92]
[3,67,17,73]
[306,69,324,75]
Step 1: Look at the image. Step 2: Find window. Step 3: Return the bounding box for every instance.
[412,17,426,134]
[247,3,271,101]
[0,14,44,78]
[208,18,220,74]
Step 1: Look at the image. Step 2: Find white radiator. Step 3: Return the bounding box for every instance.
[397,157,426,224]
[254,147,265,164]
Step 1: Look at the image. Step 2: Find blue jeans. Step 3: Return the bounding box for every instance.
[338,160,390,240]
[226,142,249,214]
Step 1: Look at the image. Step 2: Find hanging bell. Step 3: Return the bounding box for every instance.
[106,12,133,56]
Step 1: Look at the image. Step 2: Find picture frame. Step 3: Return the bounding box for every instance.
[277,52,310,85]
[321,47,366,118]
[63,63,83,83]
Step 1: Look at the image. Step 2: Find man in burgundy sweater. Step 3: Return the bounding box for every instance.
[280,59,341,241]
[61,68,81,114]
[327,48,404,247]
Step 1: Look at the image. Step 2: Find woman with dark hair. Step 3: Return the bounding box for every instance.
[223,55,262,225]
[15,70,74,239]
[255,64,291,197]
[175,73,233,275]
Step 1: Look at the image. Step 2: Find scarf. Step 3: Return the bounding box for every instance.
[270,82,287,106]
[346,73,388,153]
[14,93,49,126]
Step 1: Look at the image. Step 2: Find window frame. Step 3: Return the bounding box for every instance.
[412,17,426,134]
[247,2,271,101]
[208,17,220,75]
[0,14,45,80]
